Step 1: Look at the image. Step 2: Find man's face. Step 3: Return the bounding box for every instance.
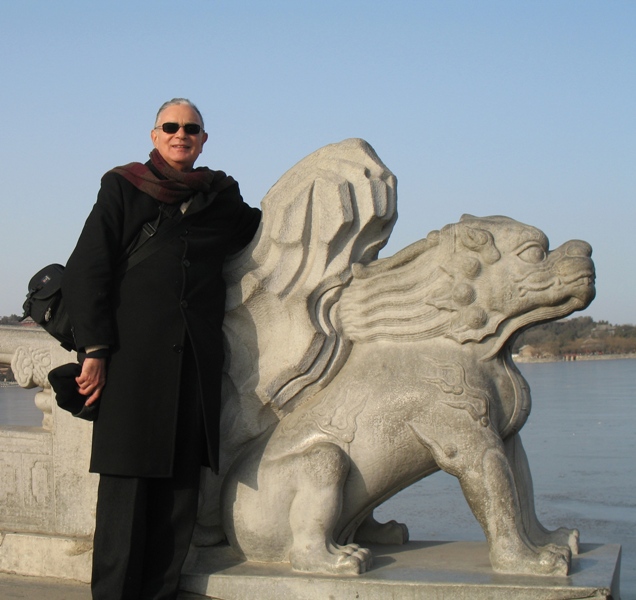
[151,104,208,172]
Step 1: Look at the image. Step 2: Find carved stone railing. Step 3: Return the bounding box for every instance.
[0,326,97,582]
[0,326,73,430]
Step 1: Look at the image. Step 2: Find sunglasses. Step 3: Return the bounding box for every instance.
[155,122,202,135]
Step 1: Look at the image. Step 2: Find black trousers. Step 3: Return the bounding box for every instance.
[92,344,205,600]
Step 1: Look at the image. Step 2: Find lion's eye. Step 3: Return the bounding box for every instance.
[518,244,546,264]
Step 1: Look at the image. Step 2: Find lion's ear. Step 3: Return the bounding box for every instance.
[458,225,500,265]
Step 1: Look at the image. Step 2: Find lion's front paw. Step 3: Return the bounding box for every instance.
[337,543,373,574]
[290,542,373,575]
[491,542,569,576]
[536,546,570,576]
[551,527,580,555]
[529,526,579,556]
[543,542,572,563]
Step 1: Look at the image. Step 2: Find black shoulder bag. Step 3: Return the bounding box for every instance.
[20,206,185,351]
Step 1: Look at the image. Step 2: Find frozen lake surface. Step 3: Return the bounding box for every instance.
[0,384,43,426]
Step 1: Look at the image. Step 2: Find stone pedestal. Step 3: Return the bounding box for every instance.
[180,541,621,600]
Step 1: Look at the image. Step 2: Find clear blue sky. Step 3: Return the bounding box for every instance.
[1,1,634,324]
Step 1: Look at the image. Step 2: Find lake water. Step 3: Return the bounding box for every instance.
[1,359,635,597]
[0,384,43,426]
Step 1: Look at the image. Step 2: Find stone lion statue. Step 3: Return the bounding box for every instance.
[200,139,595,577]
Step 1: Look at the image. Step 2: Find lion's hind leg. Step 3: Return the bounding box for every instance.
[287,442,373,575]
[504,433,579,555]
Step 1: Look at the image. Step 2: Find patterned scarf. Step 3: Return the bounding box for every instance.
[109,149,235,204]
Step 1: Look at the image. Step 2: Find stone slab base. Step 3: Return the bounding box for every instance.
[180,541,621,600]
[0,532,92,583]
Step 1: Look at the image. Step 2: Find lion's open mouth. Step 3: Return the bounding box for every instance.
[484,273,596,362]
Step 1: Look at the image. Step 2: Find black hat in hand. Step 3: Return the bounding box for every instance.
[48,363,99,421]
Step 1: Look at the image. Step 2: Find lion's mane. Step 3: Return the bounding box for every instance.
[337,218,508,344]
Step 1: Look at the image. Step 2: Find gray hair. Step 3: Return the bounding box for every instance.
[154,98,205,129]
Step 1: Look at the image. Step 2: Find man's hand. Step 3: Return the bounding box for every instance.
[76,357,107,406]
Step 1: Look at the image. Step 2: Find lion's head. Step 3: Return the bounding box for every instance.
[337,215,595,353]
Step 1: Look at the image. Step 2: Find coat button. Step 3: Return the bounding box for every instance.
[180,300,188,309]
[172,345,184,353]
[183,259,191,267]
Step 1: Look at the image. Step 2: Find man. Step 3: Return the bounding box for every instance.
[62,98,261,599]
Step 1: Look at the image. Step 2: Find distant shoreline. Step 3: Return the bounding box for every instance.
[513,353,636,364]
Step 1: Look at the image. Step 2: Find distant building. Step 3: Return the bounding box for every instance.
[518,345,540,358]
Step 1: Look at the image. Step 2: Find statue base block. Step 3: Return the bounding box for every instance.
[180,541,621,600]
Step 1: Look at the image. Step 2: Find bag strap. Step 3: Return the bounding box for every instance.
[119,204,186,273]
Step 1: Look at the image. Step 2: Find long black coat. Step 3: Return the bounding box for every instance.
[62,168,261,477]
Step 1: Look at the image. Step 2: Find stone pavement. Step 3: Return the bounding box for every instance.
[0,573,208,599]
[0,573,90,599]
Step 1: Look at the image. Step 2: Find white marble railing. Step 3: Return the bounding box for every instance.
[0,325,97,582]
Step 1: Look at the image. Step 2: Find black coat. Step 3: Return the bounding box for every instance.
[62,168,261,477]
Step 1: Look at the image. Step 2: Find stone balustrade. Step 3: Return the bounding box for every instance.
[0,326,96,582]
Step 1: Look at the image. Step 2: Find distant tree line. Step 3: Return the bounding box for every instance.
[0,314,21,325]
[512,316,636,357]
